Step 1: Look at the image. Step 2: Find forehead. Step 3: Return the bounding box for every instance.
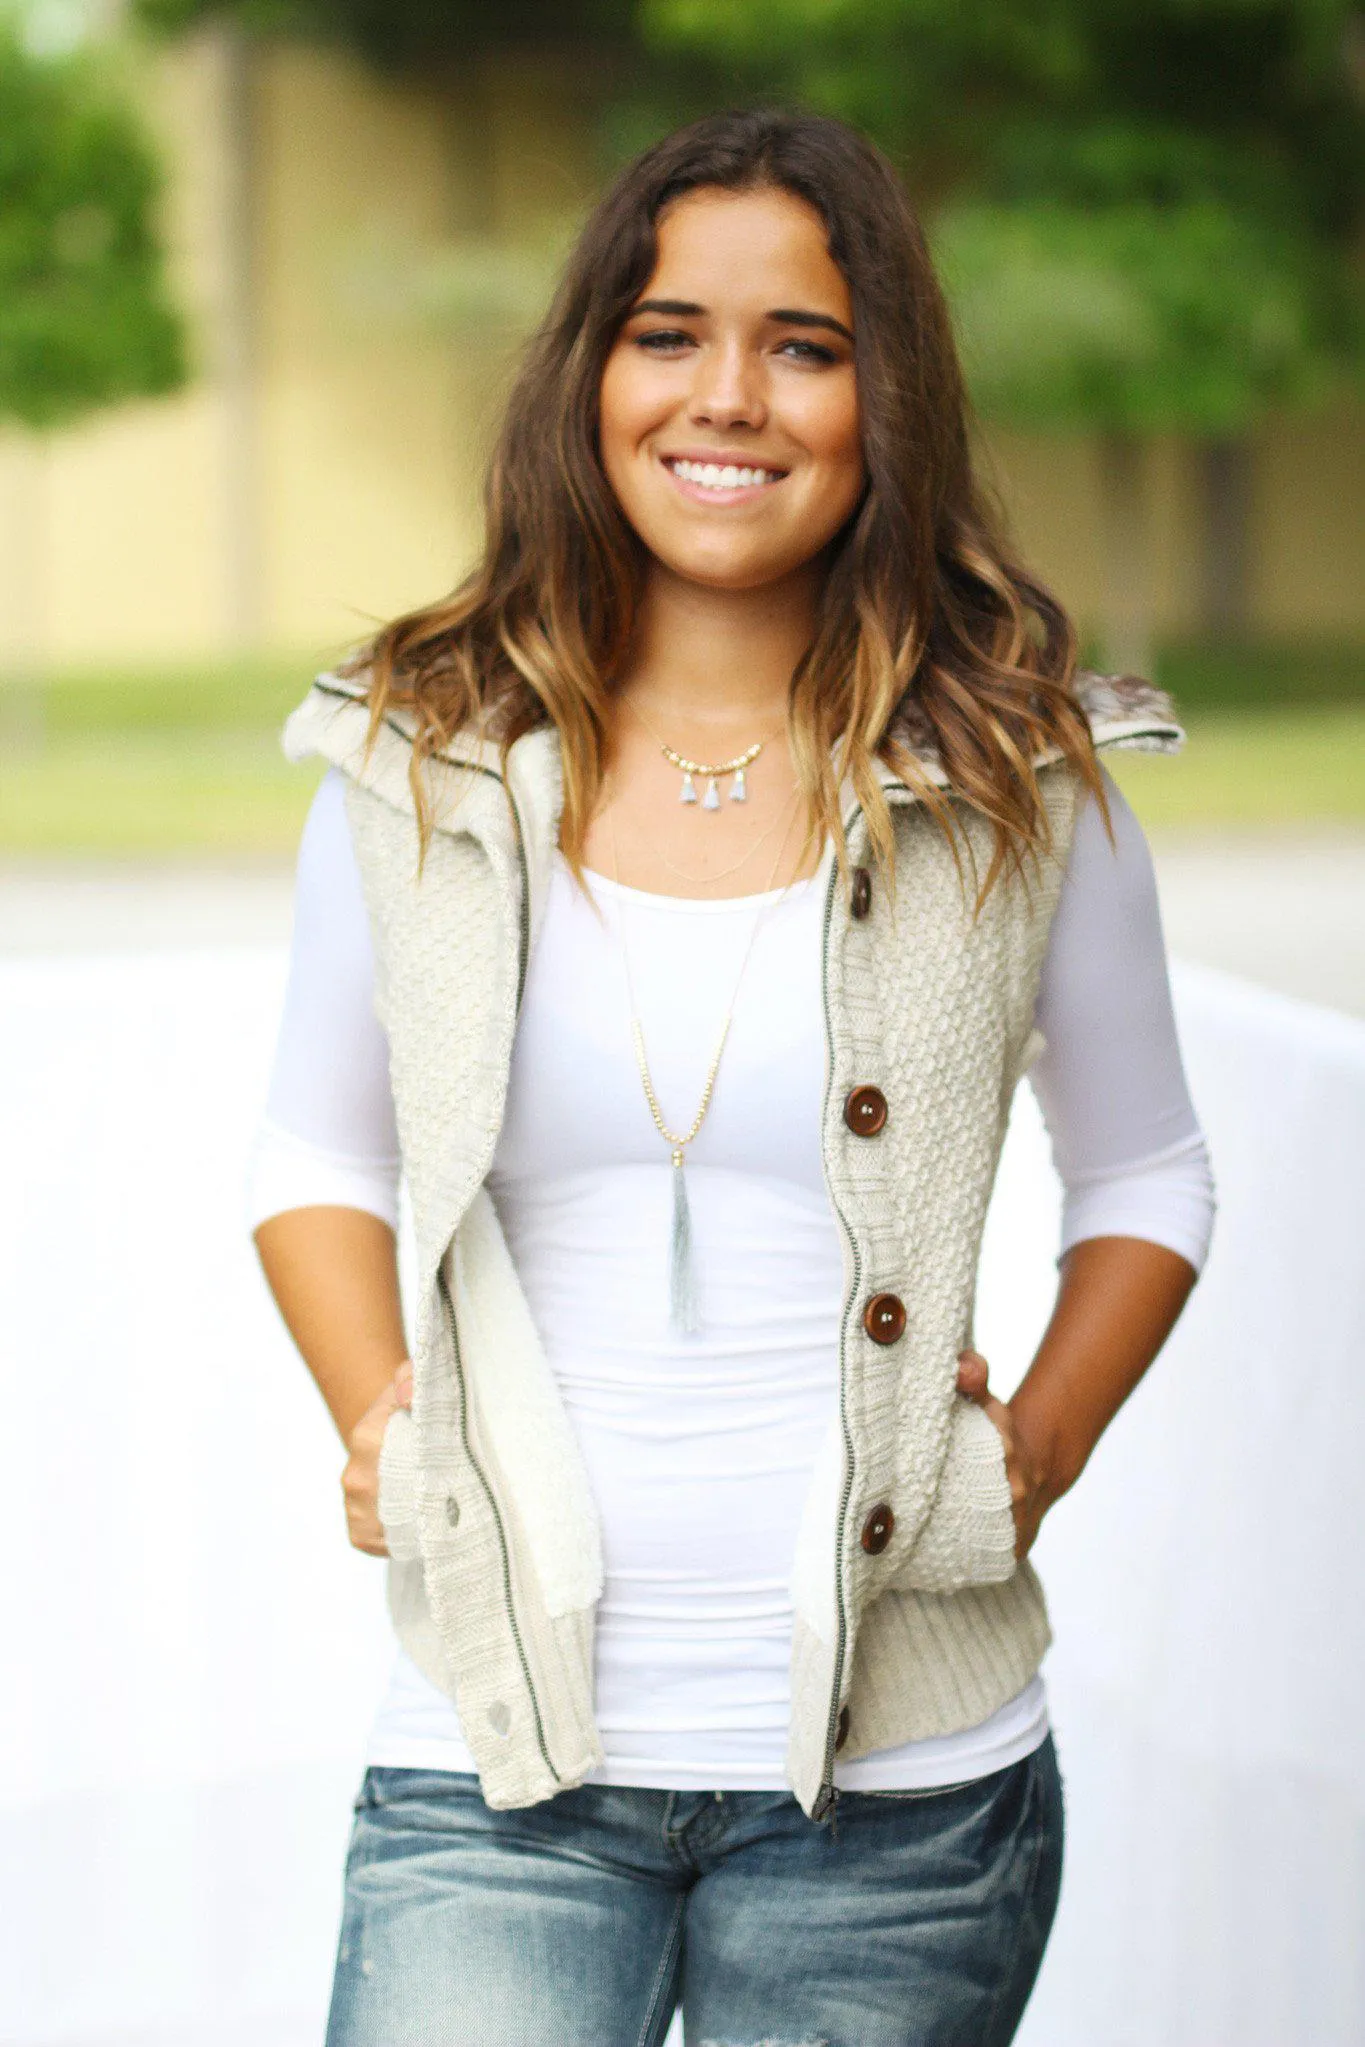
[643,185,852,322]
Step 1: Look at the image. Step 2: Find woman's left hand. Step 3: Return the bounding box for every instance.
[955,1349,1050,1563]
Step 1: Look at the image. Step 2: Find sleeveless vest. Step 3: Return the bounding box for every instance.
[282,668,1181,1817]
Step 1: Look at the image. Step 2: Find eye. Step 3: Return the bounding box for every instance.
[777,338,840,365]
[633,327,695,354]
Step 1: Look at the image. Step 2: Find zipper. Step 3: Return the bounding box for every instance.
[317,678,553,1778]
[429,758,546,1774]
[504,777,532,1010]
[438,1267,561,1785]
[810,821,865,1827]
[806,747,1150,1822]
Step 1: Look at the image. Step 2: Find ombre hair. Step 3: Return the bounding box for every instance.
[351,106,1111,907]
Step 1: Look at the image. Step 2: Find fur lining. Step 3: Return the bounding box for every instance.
[882,666,1184,776]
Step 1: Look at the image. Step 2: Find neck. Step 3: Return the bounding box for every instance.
[620,560,821,732]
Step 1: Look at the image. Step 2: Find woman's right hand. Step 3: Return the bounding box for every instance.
[341,1359,413,1556]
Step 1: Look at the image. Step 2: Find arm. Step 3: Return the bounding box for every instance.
[249,768,410,1554]
[254,1206,406,1444]
[960,1236,1197,1559]
[958,767,1216,1556]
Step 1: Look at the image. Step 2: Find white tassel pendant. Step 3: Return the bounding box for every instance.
[659,738,764,812]
[669,1149,701,1334]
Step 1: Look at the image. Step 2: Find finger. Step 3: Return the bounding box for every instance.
[956,1348,989,1398]
[974,1388,1013,1431]
[393,1358,413,1408]
[344,1491,389,1555]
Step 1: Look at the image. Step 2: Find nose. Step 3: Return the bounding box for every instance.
[686,340,767,433]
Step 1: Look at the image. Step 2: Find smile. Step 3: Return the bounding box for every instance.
[662,456,788,501]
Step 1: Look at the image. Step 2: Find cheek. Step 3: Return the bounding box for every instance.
[799,382,863,483]
[598,351,664,474]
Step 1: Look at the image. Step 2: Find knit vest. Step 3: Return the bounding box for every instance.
[282,669,1182,1818]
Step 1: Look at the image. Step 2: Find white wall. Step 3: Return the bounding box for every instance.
[2,949,1362,2044]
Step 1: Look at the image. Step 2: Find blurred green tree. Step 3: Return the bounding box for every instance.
[135,0,1364,669]
[132,0,638,61]
[0,24,185,428]
[0,22,187,723]
[643,0,1365,668]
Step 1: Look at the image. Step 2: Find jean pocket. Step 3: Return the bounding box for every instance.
[846,1774,989,1802]
[885,1394,1018,1597]
[361,1766,482,1811]
[844,1748,1035,1807]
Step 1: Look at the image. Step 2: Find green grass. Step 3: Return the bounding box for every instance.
[0,652,331,857]
[1,648,1362,857]
[25,651,335,735]
[0,732,324,857]
[1106,705,1365,835]
[1135,639,1365,717]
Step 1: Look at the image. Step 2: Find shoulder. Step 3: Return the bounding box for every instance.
[280,665,510,829]
[883,667,1184,780]
[1069,670,1184,759]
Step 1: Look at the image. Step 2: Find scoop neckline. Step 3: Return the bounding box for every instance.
[556,845,830,912]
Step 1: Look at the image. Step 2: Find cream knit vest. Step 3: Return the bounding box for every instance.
[283,669,1182,1818]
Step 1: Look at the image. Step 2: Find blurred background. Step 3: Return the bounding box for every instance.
[0,0,1361,862]
[2,4,1364,2045]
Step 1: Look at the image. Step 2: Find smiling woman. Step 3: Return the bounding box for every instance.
[598,187,864,602]
[251,107,1214,2047]
[349,110,1109,904]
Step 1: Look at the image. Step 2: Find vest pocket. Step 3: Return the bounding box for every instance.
[377,1405,422,1564]
[886,1394,1018,1596]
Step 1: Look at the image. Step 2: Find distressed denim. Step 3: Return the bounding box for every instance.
[325,1731,1064,2047]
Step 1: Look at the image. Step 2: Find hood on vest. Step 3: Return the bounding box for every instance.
[287,663,1182,806]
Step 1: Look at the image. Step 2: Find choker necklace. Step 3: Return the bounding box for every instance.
[624,695,779,811]
[605,790,799,1333]
[665,739,762,810]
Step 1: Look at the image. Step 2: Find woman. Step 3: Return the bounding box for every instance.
[251,109,1215,2047]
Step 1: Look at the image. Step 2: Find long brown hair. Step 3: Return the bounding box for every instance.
[351,106,1110,906]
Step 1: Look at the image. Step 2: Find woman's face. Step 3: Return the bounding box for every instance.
[598,185,865,594]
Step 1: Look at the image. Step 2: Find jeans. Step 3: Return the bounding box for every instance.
[324,1731,1065,2047]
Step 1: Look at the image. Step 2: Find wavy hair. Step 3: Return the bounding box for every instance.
[350,106,1112,907]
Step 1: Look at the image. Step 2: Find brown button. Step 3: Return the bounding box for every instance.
[850,866,873,920]
[863,1292,906,1344]
[844,1085,888,1137]
[861,1503,895,1555]
[834,1703,851,1751]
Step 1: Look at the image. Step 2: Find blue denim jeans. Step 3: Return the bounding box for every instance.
[325,1732,1064,2047]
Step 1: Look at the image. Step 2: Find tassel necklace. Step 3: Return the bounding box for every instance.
[624,694,780,812]
[606,790,801,1335]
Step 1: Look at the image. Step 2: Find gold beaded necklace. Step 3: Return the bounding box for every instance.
[605,791,801,1333]
[623,693,784,812]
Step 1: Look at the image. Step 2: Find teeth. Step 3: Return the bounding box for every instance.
[670,459,781,490]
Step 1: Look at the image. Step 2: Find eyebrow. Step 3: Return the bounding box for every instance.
[630,298,855,345]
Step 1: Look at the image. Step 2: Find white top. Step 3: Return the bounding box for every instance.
[250,764,1215,1790]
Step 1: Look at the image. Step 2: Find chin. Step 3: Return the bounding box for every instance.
[665,552,794,593]
[641,529,803,590]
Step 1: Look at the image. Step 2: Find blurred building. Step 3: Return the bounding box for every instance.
[0,24,1361,672]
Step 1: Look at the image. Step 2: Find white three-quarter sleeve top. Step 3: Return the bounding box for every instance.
[249,763,1215,1792]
